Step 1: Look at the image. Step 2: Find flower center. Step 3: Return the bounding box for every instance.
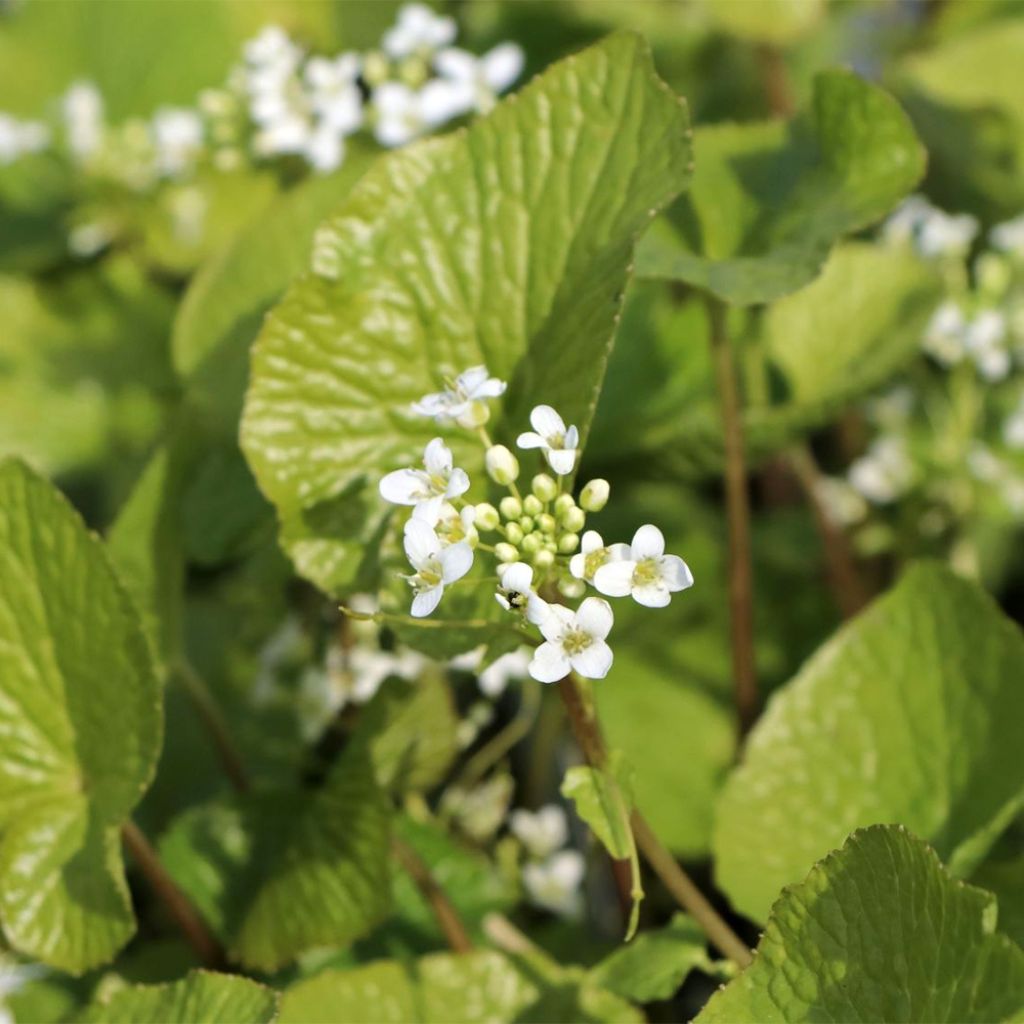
[633,557,661,587]
[428,472,449,492]
[415,560,442,590]
[547,431,565,449]
[583,547,609,579]
[562,629,592,656]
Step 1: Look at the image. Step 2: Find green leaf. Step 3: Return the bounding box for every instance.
[698,826,1024,1023]
[714,563,1024,923]
[561,752,636,860]
[279,950,641,1024]
[973,853,1024,949]
[240,31,692,597]
[589,913,718,1003]
[80,970,278,1024]
[0,460,162,973]
[636,70,925,304]
[159,746,391,972]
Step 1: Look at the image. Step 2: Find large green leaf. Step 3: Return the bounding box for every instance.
[698,826,1024,1023]
[714,563,1024,923]
[159,746,391,972]
[240,31,692,596]
[80,970,278,1024]
[0,460,162,972]
[278,949,640,1024]
[635,70,925,305]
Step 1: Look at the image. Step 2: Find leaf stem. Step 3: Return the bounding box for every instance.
[391,836,473,954]
[121,820,225,968]
[706,296,759,735]
[556,673,751,967]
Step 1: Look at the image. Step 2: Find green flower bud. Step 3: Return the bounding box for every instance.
[521,533,543,555]
[456,399,490,429]
[558,532,580,554]
[580,478,610,512]
[474,503,500,531]
[519,516,534,533]
[495,542,519,564]
[562,506,586,533]
[976,252,1011,298]
[504,522,524,545]
[486,445,520,485]
[499,496,523,521]
[399,54,429,88]
[558,576,586,599]
[531,473,558,502]
[533,548,556,569]
[523,494,543,516]
[362,50,390,87]
[545,538,558,553]
[554,493,575,517]
[537,513,557,534]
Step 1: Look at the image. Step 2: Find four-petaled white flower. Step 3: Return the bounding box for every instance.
[433,43,525,115]
[402,519,473,617]
[495,562,547,622]
[522,850,585,918]
[529,598,614,682]
[412,366,507,426]
[379,437,470,521]
[382,2,457,59]
[509,805,569,860]
[569,530,630,583]
[592,525,694,608]
[415,499,476,548]
[517,405,579,476]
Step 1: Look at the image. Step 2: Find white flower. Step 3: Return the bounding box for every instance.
[1005,403,1024,450]
[495,562,547,622]
[569,530,629,583]
[592,525,694,608]
[967,442,1004,483]
[433,43,524,114]
[991,214,1024,257]
[509,805,569,859]
[379,437,470,520]
[922,301,967,366]
[917,209,978,259]
[522,850,585,918]
[62,81,104,161]
[0,114,50,165]
[965,309,1010,381]
[412,365,507,426]
[151,107,204,177]
[848,436,914,504]
[517,405,579,476]
[244,25,303,72]
[529,598,614,683]
[382,3,457,59]
[478,647,531,697]
[814,476,868,527]
[402,518,473,617]
[415,499,477,548]
[305,54,363,132]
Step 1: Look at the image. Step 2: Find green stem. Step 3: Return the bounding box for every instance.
[392,837,473,954]
[456,678,541,790]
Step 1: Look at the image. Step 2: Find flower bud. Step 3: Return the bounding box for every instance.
[456,399,490,429]
[523,494,543,516]
[474,503,500,531]
[504,522,524,545]
[521,532,543,555]
[537,513,557,534]
[519,516,534,533]
[554,493,575,517]
[580,478,610,512]
[557,532,580,554]
[533,548,556,569]
[486,445,520,485]
[398,54,429,88]
[531,474,558,502]
[976,252,1011,298]
[495,542,519,564]
[499,496,522,521]
[561,506,586,533]
[362,50,390,87]
[558,576,586,599]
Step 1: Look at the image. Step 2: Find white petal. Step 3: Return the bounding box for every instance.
[525,593,551,626]
[375,116,416,148]
[564,424,579,449]
[414,494,445,523]
[495,592,511,611]
[516,431,547,450]
[411,585,443,618]
[455,366,488,392]
[419,78,471,126]
[536,603,574,642]
[580,530,603,554]
[373,81,413,116]
[530,404,565,438]
[631,524,665,559]
[545,448,577,476]
[380,468,425,505]
[440,542,473,583]
[571,639,613,679]
[434,47,477,84]
[576,597,613,640]
[473,377,507,399]
[658,555,694,592]
[632,584,671,609]
[569,553,586,579]
[606,543,631,562]
[446,467,470,498]
[529,642,571,683]
[404,518,439,567]
[423,437,452,475]
[501,561,533,593]
[482,43,524,92]
[549,849,585,888]
[592,560,636,598]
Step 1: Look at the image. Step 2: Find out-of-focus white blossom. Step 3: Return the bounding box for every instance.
[848,436,915,504]
[0,114,49,164]
[522,850,585,918]
[883,195,978,259]
[62,81,105,161]
[382,3,456,59]
[991,214,1024,258]
[510,805,569,859]
[965,309,1011,381]
[433,43,525,115]
[922,301,967,367]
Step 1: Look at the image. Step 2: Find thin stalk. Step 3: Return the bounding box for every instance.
[706,297,758,735]
[788,444,871,619]
[756,43,794,118]
[176,660,250,794]
[556,674,751,967]
[121,820,224,968]
[392,837,473,954]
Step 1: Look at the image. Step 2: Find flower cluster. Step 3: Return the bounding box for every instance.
[377,366,694,684]
[510,805,584,918]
